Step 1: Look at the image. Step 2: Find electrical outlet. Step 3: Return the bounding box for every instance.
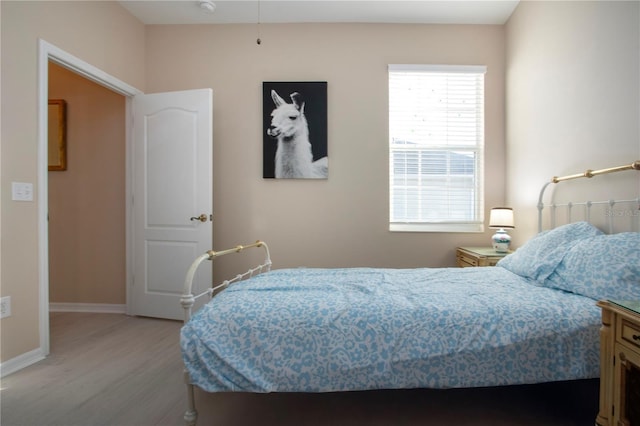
[0,296,11,319]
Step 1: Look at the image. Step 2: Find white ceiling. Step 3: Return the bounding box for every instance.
[117,0,520,25]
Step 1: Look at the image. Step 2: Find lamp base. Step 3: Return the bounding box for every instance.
[492,229,511,253]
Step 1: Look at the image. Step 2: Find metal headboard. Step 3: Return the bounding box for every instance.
[537,160,640,233]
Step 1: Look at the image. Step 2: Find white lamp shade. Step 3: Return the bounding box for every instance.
[489,207,515,229]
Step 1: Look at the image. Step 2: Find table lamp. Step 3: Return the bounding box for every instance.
[489,207,514,253]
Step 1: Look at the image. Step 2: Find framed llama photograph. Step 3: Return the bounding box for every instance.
[263,81,328,179]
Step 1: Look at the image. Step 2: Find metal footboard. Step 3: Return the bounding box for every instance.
[180,240,272,425]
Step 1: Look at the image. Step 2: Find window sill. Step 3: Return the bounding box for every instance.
[390,223,484,233]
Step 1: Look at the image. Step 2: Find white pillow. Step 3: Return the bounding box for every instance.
[543,232,640,301]
[497,221,604,282]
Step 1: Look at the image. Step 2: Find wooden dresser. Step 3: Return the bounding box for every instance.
[456,247,510,268]
[596,300,640,426]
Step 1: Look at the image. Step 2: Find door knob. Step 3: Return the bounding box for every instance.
[190,214,208,223]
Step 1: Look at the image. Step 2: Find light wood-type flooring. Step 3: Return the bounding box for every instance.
[1,312,599,426]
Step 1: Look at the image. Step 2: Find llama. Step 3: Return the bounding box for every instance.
[267,90,328,178]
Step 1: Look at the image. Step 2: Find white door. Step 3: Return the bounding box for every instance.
[131,89,213,320]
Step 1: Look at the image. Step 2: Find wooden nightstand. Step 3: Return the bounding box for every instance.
[456,247,510,267]
[596,300,640,426]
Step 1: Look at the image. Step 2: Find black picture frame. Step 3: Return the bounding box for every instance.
[262,81,328,179]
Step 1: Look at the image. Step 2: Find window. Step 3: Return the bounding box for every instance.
[388,64,486,232]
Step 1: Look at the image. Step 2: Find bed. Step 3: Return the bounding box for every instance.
[179,161,640,425]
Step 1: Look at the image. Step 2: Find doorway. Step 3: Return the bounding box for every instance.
[47,62,127,313]
[37,39,143,356]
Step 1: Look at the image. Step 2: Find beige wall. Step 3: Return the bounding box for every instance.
[0,1,144,362]
[48,62,126,305]
[505,1,640,242]
[145,23,506,281]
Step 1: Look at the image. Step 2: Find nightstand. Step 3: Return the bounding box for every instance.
[456,247,510,267]
[595,300,640,426]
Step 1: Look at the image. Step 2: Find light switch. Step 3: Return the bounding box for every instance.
[12,182,34,201]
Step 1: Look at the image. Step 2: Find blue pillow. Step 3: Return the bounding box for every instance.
[543,232,640,301]
[497,221,603,282]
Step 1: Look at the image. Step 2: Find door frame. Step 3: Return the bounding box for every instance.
[37,39,143,356]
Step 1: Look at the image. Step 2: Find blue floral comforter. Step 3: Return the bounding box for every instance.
[181,266,600,393]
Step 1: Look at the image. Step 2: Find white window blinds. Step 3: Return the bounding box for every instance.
[388,64,486,232]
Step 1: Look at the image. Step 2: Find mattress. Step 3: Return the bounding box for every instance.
[181,266,600,393]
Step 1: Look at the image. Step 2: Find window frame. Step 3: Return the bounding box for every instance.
[388,64,486,233]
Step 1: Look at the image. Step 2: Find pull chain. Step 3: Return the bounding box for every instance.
[256,0,262,45]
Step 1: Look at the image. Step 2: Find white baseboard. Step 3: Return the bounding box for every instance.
[49,303,127,314]
[1,304,127,377]
[0,347,46,378]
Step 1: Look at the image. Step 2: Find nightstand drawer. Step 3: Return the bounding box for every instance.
[621,319,640,350]
[457,253,479,267]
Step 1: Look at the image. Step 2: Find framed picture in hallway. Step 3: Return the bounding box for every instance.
[48,99,67,171]
[262,81,328,179]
